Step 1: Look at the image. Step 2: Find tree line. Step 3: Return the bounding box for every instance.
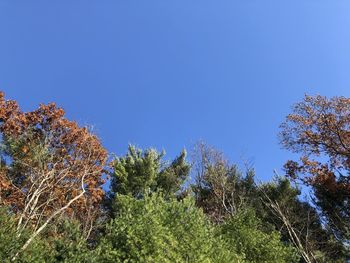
[0,91,349,262]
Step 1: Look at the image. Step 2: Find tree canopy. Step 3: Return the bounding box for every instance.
[0,92,349,262]
[281,95,350,245]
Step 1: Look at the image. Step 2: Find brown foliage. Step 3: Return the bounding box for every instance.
[280,95,350,242]
[280,94,350,190]
[0,92,107,237]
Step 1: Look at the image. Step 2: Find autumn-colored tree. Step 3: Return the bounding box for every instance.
[191,142,346,262]
[280,94,350,245]
[3,90,350,262]
[0,92,107,258]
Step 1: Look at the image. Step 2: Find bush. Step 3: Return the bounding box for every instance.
[97,193,242,262]
[220,209,299,263]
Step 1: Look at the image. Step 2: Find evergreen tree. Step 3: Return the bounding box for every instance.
[98,193,242,262]
[220,209,299,263]
[110,145,190,200]
[0,208,51,262]
[257,177,347,262]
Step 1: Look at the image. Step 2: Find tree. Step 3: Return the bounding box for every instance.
[280,95,350,245]
[97,193,242,262]
[0,92,107,258]
[0,207,51,262]
[258,177,346,263]
[48,220,96,263]
[110,145,190,200]
[220,208,299,263]
[191,142,257,223]
[190,142,344,262]
[0,207,98,263]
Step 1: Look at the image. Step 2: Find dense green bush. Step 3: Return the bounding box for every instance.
[220,209,299,263]
[0,208,51,263]
[97,193,242,262]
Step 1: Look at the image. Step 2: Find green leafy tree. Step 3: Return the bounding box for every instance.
[191,142,258,222]
[97,193,242,262]
[0,208,51,262]
[110,145,190,200]
[48,220,96,263]
[257,177,347,262]
[220,209,299,263]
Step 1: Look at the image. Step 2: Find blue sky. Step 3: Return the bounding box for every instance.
[1,1,350,181]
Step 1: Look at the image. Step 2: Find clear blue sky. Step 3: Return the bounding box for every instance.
[1,1,350,181]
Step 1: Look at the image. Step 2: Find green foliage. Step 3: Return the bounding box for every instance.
[313,180,350,245]
[0,208,51,263]
[220,209,299,263]
[0,208,98,263]
[0,94,349,263]
[257,177,348,262]
[111,145,190,199]
[48,221,95,263]
[191,142,258,222]
[98,193,242,262]
[194,163,258,222]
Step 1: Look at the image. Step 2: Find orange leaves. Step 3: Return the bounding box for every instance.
[281,94,350,192]
[0,91,107,232]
